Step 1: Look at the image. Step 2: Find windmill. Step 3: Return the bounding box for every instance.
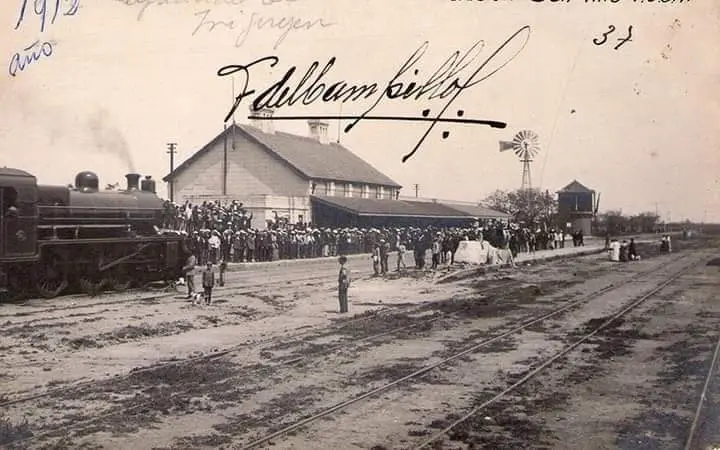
[499,130,541,192]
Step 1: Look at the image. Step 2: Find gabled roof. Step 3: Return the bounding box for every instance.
[312,196,469,218]
[558,180,595,194]
[163,124,401,188]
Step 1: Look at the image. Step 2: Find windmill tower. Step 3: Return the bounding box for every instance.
[499,130,541,191]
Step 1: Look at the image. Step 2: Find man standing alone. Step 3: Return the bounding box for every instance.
[431,236,441,270]
[183,252,197,299]
[379,239,390,275]
[338,256,350,313]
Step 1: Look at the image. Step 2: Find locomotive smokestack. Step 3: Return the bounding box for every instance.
[125,173,141,191]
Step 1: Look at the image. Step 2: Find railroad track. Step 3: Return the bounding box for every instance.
[0,280,527,448]
[233,252,706,450]
[0,277,520,409]
[684,333,720,450]
[1,250,695,448]
[0,247,621,409]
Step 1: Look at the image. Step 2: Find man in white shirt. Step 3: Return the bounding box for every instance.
[208,231,221,264]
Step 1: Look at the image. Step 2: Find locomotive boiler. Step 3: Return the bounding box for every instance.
[0,167,189,300]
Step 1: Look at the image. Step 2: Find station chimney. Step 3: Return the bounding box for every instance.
[308,119,329,144]
[249,106,275,134]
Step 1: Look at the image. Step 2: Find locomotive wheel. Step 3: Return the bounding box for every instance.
[106,268,131,292]
[36,255,69,299]
[2,267,31,302]
[105,276,131,292]
[112,279,131,292]
[80,277,105,297]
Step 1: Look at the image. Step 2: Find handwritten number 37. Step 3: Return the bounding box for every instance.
[593,25,633,50]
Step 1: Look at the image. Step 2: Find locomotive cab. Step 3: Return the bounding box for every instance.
[0,168,39,260]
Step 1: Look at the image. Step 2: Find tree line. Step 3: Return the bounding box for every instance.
[480,188,662,234]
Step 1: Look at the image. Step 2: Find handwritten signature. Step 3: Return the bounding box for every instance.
[8,0,79,77]
[217,26,531,162]
[193,8,333,50]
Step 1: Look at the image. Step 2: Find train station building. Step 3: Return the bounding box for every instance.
[163,109,509,228]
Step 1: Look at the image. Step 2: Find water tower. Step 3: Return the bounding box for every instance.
[557,180,598,236]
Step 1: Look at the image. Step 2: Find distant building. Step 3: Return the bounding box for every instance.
[557,180,596,235]
[163,109,401,228]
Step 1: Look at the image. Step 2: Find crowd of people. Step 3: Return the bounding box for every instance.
[163,200,587,269]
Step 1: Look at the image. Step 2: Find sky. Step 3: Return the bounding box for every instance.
[1,0,718,222]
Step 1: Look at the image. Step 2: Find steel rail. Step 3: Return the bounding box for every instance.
[683,333,720,450]
[238,254,701,450]
[414,256,708,449]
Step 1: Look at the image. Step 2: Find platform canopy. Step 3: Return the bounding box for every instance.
[310,196,510,228]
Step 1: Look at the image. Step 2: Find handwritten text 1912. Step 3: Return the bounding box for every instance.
[8,0,80,77]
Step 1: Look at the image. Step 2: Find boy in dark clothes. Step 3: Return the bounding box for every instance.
[202,263,215,305]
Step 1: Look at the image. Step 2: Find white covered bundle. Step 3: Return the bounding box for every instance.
[454,241,511,266]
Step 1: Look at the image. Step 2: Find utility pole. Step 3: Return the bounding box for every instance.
[414,184,419,198]
[166,142,177,202]
[223,124,228,196]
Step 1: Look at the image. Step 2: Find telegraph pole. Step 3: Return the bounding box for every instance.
[223,124,228,196]
[414,184,419,198]
[167,142,177,202]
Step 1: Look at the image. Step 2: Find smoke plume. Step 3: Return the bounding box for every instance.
[1,88,137,174]
[87,110,136,173]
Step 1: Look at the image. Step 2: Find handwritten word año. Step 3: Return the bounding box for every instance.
[8,40,54,77]
[14,0,79,33]
[218,27,531,162]
[193,8,333,50]
[593,25,633,49]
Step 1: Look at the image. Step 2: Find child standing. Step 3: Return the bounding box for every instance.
[202,262,215,305]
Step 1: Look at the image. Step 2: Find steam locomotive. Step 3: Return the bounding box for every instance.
[0,168,189,300]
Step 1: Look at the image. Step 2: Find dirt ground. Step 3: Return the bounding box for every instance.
[1,236,718,450]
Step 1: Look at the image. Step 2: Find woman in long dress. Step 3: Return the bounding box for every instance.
[609,239,621,262]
